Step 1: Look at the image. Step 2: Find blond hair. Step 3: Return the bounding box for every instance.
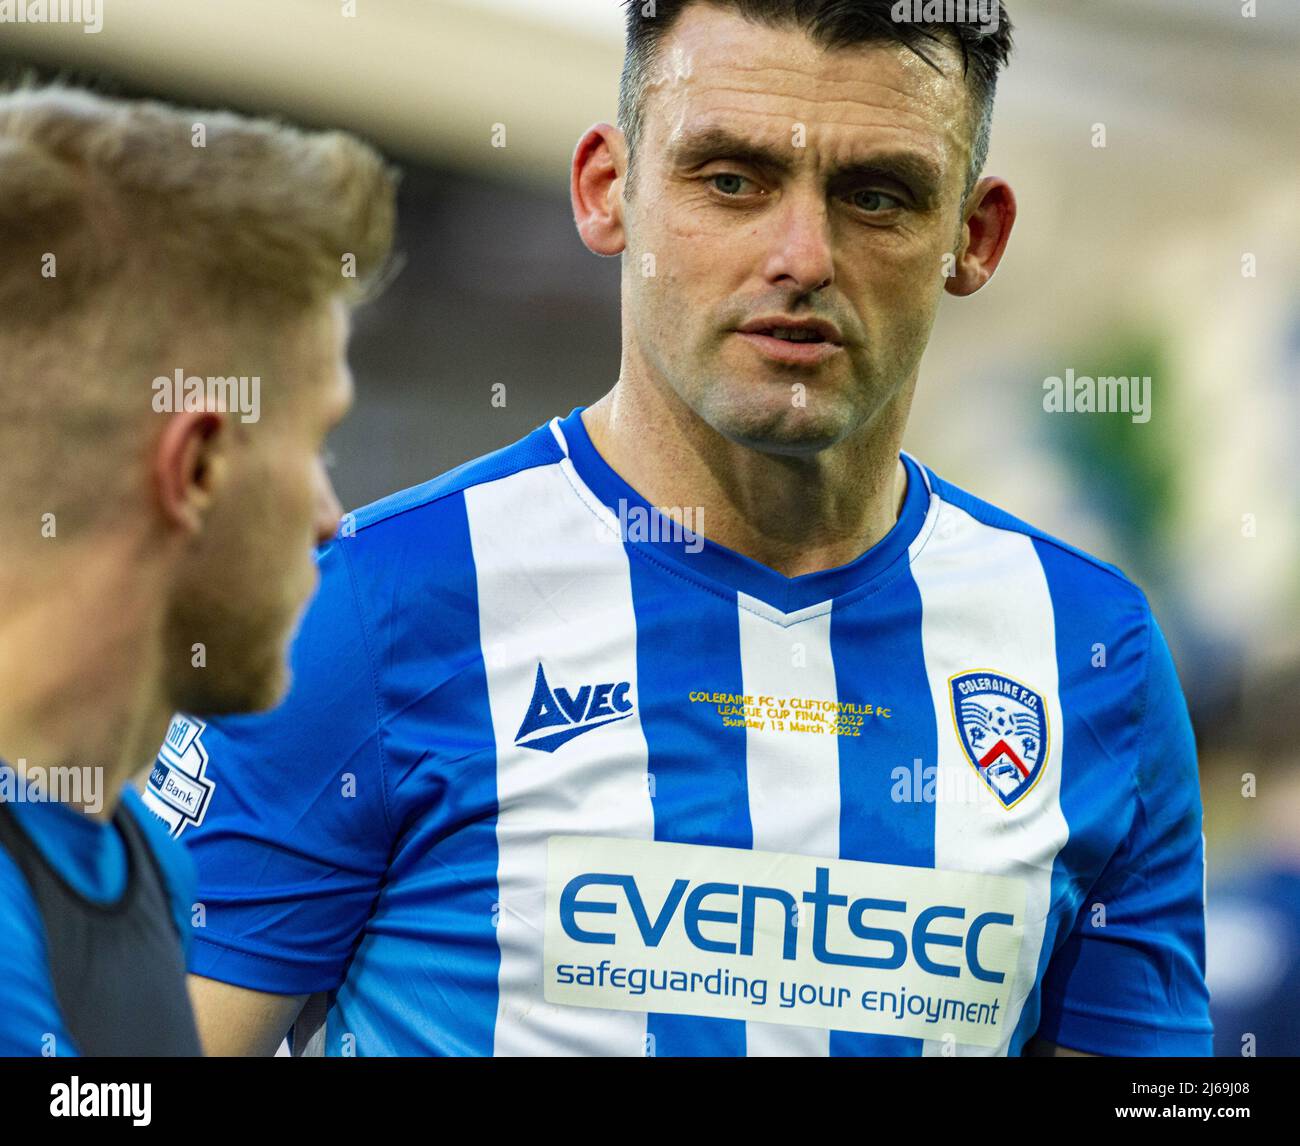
[0,84,398,534]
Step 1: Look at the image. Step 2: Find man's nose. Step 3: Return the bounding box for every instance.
[761,189,835,293]
[315,471,344,545]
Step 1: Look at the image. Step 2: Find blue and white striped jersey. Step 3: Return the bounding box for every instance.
[144,406,1212,1056]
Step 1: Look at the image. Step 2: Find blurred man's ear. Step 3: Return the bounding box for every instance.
[945,176,1017,297]
[154,411,229,534]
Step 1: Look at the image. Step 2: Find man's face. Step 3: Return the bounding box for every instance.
[166,299,352,716]
[621,7,974,454]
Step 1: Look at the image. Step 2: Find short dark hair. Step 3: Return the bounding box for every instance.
[617,0,1014,199]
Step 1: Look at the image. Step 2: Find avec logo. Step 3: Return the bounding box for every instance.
[515,663,634,753]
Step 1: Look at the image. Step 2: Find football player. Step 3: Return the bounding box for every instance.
[155,2,1211,1057]
[0,85,396,1054]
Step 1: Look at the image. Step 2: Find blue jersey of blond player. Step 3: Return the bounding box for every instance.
[144,407,1212,1056]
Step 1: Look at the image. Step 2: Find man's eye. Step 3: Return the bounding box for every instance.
[708,172,757,196]
[850,189,904,213]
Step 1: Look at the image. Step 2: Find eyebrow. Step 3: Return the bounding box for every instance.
[667,125,944,202]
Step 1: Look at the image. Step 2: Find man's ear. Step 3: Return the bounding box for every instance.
[154,411,228,534]
[571,122,628,257]
[945,176,1017,297]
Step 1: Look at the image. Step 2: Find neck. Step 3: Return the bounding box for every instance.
[0,533,172,821]
[583,367,915,579]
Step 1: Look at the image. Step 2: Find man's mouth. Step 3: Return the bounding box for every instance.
[734,322,844,366]
[763,327,826,343]
[736,315,844,345]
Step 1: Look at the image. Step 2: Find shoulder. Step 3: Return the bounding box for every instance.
[314,415,570,653]
[342,416,566,547]
[121,787,196,939]
[917,461,1193,794]
[917,459,1152,627]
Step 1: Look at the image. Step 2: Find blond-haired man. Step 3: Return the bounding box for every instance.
[0,86,396,1055]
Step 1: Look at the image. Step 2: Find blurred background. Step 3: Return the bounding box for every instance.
[4,0,1297,1054]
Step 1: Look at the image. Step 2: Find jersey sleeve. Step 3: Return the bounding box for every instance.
[0,851,80,1056]
[1036,612,1213,1055]
[144,536,395,996]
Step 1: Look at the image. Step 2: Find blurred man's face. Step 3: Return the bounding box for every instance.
[166,299,351,715]
[622,7,975,454]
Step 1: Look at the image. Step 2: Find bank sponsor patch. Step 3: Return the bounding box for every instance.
[142,713,214,839]
[544,836,1026,1046]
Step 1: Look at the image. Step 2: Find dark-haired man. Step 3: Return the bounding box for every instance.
[162,2,1212,1057]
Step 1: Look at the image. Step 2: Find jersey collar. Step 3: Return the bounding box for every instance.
[552,406,933,616]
